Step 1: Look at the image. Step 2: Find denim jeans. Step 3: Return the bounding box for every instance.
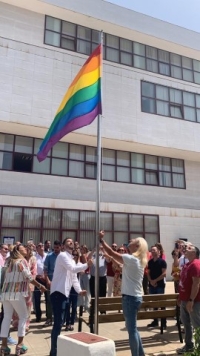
[46,290,53,320]
[78,274,91,310]
[65,287,78,326]
[180,301,200,349]
[122,294,144,356]
[149,285,165,325]
[34,278,47,321]
[50,292,68,356]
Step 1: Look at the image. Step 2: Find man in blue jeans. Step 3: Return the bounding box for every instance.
[43,240,62,327]
[49,238,93,356]
[147,245,167,328]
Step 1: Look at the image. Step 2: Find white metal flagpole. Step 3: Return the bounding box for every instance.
[94,30,103,335]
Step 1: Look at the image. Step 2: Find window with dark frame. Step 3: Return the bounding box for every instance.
[141,81,200,124]
[0,133,186,189]
[44,15,200,85]
[0,205,160,249]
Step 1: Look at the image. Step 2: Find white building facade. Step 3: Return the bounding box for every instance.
[1,0,200,277]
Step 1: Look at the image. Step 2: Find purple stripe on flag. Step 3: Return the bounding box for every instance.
[37,103,101,162]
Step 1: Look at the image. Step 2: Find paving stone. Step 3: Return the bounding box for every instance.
[6,282,181,356]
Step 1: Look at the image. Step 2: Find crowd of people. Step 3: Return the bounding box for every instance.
[0,236,199,356]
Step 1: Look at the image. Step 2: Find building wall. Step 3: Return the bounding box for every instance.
[1,1,200,279]
[1,2,200,160]
[0,159,199,210]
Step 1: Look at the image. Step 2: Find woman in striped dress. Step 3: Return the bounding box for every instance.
[11,245,37,332]
[0,244,46,356]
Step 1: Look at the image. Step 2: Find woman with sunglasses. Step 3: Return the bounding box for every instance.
[0,244,47,356]
[12,244,37,332]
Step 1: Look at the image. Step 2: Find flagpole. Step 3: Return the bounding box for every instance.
[94,30,103,335]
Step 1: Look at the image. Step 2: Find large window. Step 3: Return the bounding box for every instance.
[141,81,200,124]
[44,15,200,85]
[0,133,185,189]
[0,206,159,249]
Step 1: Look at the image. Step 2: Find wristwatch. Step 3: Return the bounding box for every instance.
[189,298,194,302]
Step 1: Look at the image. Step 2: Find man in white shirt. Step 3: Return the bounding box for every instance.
[50,238,93,356]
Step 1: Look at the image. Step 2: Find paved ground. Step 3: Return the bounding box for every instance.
[7,282,181,356]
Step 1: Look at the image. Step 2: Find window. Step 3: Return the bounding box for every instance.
[0,205,160,247]
[0,133,186,189]
[44,16,200,85]
[13,153,32,173]
[141,80,200,124]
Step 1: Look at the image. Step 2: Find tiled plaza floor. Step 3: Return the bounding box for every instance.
[7,282,181,356]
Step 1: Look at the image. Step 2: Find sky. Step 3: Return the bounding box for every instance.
[105,0,200,33]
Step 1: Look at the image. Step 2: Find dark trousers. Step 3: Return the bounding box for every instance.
[0,306,10,337]
[65,287,78,326]
[89,275,107,298]
[33,278,47,321]
[149,285,166,325]
[142,274,149,295]
[50,291,68,356]
[46,290,53,320]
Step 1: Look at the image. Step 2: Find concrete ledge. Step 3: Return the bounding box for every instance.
[57,332,116,356]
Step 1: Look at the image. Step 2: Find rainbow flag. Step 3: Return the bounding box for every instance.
[37,44,102,162]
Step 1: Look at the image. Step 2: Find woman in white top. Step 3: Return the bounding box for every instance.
[0,244,46,356]
[99,231,148,356]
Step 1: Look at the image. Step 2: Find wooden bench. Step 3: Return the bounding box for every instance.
[78,293,183,343]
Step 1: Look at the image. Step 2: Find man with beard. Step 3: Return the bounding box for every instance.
[49,238,93,356]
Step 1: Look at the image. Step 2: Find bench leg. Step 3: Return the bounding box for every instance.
[160,318,163,334]
[78,305,83,332]
[90,322,94,333]
[89,299,95,334]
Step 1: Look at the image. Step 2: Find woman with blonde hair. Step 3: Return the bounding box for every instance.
[0,244,46,356]
[99,232,148,356]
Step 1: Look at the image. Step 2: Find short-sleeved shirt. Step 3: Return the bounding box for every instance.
[121,254,144,297]
[148,258,167,288]
[36,253,47,275]
[90,254,107,277]
[0,254,6,267]
[179,259,200,301]
[179,255,189,269]
[43,252,59,281]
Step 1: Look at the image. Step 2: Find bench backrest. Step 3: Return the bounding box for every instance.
[90,293,179,324]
